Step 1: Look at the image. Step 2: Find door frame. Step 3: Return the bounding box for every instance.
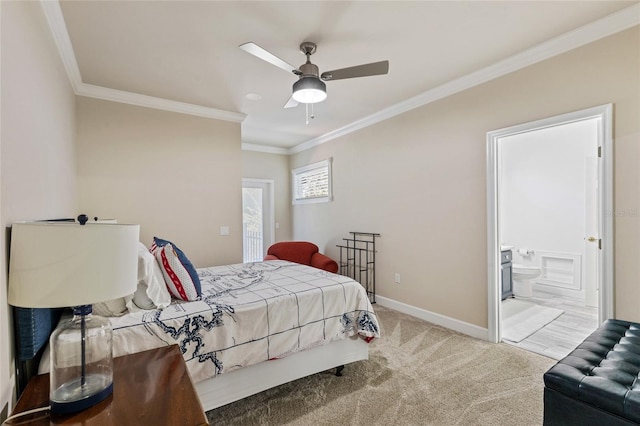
[486,104,613,343]
[242,178,275,260]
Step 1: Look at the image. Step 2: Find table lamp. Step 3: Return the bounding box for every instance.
[8,221,139,414]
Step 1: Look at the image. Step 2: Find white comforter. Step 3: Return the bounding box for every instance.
[108,260,380,383]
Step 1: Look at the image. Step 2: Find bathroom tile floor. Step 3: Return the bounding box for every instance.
[501,292,599,360]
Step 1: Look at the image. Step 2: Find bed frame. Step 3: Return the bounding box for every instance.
[13,307,369,412]
[196,337,368,411]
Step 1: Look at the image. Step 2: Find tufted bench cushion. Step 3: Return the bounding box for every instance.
[543,319,640,425]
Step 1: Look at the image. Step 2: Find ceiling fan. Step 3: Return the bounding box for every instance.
[239,41,389,108]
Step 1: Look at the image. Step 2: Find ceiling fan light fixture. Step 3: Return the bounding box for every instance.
[292,77,327,104]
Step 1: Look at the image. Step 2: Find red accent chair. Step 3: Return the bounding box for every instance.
[264,241,339,273]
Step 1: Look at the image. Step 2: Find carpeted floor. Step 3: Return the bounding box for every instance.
[206,305,556,425]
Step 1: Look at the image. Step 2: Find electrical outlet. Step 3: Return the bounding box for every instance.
[394,273,401,284]
[220,226,229,236]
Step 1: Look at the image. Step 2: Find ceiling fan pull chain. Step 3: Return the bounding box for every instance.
[304,103,316,125]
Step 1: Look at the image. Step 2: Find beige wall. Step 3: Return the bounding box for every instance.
[242,151,292,242]
[291,27,640,328]
[0,0,78,413]
[76,98,243,267]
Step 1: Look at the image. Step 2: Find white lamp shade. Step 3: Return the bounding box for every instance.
[8,222,140,308]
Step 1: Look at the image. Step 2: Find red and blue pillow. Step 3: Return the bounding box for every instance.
[151,237,201,301]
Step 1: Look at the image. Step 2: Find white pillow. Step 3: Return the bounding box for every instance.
[92,298,128,317]
[126,243,171,312]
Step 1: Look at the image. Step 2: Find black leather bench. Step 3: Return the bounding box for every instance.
[543,319,640,425]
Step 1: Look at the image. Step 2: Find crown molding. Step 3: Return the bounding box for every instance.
[41,0,639,152]
[41,0,245,123]
[77,83,246,122]
[41,0,82,92]
[289,3,640,155]
[241,143,289,155]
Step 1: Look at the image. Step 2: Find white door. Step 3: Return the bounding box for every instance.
[242,179,274,263]
[584,157,599,307]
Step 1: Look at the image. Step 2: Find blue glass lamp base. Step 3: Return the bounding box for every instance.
[50,376,113,414]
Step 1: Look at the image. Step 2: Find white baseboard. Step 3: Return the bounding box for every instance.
[375,296,489,341]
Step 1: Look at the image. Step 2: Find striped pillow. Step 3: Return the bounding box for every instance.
[151,237,201,301]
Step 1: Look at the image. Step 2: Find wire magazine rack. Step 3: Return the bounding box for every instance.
[337,232,380,303]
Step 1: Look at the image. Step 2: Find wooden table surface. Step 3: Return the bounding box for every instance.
[7,345,208,425]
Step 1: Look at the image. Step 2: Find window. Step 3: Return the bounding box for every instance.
[292,158,332,204]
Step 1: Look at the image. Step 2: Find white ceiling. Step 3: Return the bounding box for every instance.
[53,1,638,153]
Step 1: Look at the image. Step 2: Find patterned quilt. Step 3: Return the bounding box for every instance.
[109,260,380,383]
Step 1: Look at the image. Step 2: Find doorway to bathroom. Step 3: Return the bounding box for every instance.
[486,104,613,358]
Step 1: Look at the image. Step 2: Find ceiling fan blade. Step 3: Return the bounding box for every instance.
[321,60,389,81]
[239,42,298,75]
[283,96,299,109]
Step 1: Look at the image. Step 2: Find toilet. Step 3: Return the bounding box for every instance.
[512,264,541,298]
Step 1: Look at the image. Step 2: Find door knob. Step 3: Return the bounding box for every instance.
[587,236,598,242]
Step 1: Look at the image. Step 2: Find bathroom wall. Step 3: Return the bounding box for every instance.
[500,118,598,301]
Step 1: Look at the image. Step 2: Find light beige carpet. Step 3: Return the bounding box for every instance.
[206,305,556,425]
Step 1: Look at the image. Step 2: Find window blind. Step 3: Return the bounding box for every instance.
[292,159,332,204]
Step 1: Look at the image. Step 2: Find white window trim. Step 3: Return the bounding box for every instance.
[292,158,333,205]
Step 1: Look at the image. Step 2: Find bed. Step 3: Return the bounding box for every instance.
[14,258,380,412]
